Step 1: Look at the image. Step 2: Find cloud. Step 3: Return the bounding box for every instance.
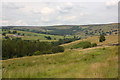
[58,15,76,21]
[0,20,8,23]
[106,0,118,8]
[19,3,55,15]
[40,7,54,15]
[1,2,118,26]
[80,13,85,16]
[41,17,50,22]
[2,2,23,9]
[56,2,73,13]
[66,2,73,7]
[65,16,76,21]
[15,20,28,25]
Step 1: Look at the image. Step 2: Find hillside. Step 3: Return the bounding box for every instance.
[61,35,118,49]
[1,29,74,41]
[2,46,118,78]
[2,23,118,36]
[2,35,118,78]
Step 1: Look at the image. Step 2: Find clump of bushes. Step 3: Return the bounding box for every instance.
[103,47,106,50]
[72,41,97,49]
[52,37,81,46]
[52,46,64,53]
[99,34,106,42]
[34,51,53,55]
[73,41,91,49]
[91,43,97,47]
[34,46,64,55]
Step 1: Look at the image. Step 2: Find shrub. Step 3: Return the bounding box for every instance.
[73,41,91,49]
[2,33,6,36]
[52,46,64,53]
[103,48,106,50]
[5,36,10,39]
[44,36,52,40]
[91,43,97,47]
[52,38,81,46]
[8,31,11,33]
[34,51,53,55]
[99,34,106,42]
[18,33,21,35]
[13,31,17,34]
[82,42,91,49]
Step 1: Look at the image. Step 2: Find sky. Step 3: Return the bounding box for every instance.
[0,0,118,26]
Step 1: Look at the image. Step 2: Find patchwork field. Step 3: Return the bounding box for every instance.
[2,23,118,36]
[2,29,74,41]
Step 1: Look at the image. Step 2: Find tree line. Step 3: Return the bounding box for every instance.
[52,37,81,46]
[2,39,64,60]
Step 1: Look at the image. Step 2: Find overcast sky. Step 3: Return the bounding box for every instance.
[0,0,118,26]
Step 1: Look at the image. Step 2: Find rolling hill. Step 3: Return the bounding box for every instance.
[2,35,118,78]
[2,23,119,78]
[2,23,118,36]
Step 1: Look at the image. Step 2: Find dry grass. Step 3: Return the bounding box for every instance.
[2,46,118,78]
[61,35,118,49]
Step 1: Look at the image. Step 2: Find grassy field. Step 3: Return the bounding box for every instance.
[2,46,118,78]
[2,23,118,36]
[61,35,118,49]
[1,23,118,78]
[2,29,74,41]
[2,35,118,78]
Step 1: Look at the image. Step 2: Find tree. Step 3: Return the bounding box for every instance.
[91,43,97,47]
[13,31,17,34]
[8,31,11,34]
[99,34,106,42]
[109,31,112,35]
[16,38,22,40]
[22,33,25,36]
[52,46,64,53]
[18,33,20,35]
[2,33,6,36]
[74,36,76,39]
[37,39,40,41]
[44,36,52,40]
[5,36,10,39]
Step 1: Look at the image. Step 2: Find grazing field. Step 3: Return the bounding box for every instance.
[2,46,118,78]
